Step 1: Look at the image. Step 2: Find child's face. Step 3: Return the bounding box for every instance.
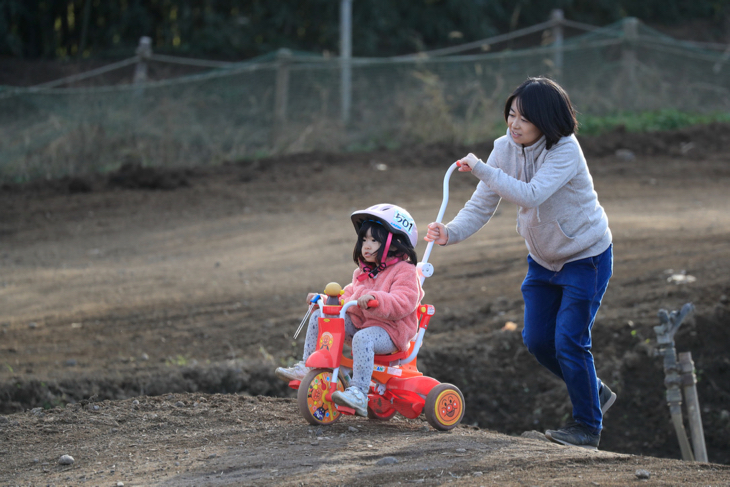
[361,227,381,263]
[507,98,542,147]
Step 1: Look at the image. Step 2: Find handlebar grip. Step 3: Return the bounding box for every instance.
[367,299,379,308]
[456,161,462,167]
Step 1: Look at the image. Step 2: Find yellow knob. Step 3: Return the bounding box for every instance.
[323,282,342,297]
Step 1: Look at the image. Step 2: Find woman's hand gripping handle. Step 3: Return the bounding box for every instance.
[423,157,474,246]
[456,154,479,172]
[424,222,448,245]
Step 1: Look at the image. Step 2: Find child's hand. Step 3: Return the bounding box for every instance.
[357,294,375,309]
[424,222,448,245]
[457,153,479,172]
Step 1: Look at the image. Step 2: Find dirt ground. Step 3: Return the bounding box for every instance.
[2,124,730,486]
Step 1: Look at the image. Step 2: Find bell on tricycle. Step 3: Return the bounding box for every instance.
[276,163,467,431]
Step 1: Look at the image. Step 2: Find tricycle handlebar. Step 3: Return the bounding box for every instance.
[338,299,378,319]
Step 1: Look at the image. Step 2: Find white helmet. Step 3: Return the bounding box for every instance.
[350,203,418,248]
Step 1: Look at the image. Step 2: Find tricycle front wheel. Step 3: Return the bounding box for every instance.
[297,368,345,426]
[424,383,465,431]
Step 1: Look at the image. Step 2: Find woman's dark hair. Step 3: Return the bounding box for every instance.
[504,77,578,150]
[353,220,417,268]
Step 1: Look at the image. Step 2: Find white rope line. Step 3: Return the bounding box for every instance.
[687,40,730,52]
[391,19,556,60]
[32,56,140,89]
[634,37,730,63]
[346,37,624,67]
[149,53,237,69]
[640,35,729,53]
[560,18,602,32]
[558,20,628,42]
[7,60,278,95]
[256,37,623,72]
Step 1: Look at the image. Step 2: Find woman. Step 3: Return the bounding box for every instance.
[425,77,615,450]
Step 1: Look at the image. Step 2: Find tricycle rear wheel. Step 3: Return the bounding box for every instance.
[297,368,345,426]
[424,383,465,431]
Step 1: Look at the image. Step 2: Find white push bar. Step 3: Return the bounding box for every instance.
[397,161,459,365]
[418,161,459,285]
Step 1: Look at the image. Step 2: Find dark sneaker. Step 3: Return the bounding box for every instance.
[599,383,617,415]
[545,423,600,450]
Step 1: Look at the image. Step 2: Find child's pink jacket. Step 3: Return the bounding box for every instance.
[341,260,425,352]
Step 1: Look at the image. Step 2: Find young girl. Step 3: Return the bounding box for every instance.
[425,77,615,449]
[276,203,424,416]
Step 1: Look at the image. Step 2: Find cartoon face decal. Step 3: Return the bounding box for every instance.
[438,392,461,419]
[309,385,323,405]
[319,332,334,351]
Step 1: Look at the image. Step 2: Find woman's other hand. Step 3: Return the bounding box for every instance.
[457,153,480,172]
[357,294,375,309]
[306,292,317,304]
[424,222,448,245]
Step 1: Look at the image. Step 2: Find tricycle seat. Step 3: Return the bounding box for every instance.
[373,303,434,365]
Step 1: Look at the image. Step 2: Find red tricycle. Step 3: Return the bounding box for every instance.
[287,162,466,431]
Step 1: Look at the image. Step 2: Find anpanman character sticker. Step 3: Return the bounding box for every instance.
[319,332,334,351]
[435,390,462,426]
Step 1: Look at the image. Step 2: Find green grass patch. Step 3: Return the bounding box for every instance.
[166,354,189,366]
[578,109,730,136]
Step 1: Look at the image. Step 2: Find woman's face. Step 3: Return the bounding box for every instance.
[507,98,542,147]
[361,227,381,263]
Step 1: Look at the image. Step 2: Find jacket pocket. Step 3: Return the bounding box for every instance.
[525,220,583,264]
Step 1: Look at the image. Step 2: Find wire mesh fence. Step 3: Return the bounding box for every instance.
[2,18,729,183]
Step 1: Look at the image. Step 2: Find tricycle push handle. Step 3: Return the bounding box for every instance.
[419,161,460,282]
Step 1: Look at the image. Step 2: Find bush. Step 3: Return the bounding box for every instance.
[578,109,730,136]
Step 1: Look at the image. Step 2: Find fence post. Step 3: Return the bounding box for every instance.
[654,303,696,462]
[340,0,353,124]
[272,48,292,149]
[79,0,92,57]
[621,18,639,109]
[133,36,152,84]
[679,352,709,462]
[550,9,564,82]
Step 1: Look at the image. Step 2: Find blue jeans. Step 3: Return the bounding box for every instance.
[521,245,613,435]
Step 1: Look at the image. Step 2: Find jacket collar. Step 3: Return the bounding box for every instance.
[504,127,547,153]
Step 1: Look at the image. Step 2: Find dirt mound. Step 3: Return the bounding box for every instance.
[0,360,289,414]
[2,392,729,486]
[578,122,730,158]
[107,161,191,190]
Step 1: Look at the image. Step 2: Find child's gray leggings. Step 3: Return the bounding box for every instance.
[303,309,397,394]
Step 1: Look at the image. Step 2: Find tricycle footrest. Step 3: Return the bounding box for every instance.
[288,380,301,390]
[336,405,356,415]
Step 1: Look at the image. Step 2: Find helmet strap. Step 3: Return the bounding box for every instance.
[357,232,399,281]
